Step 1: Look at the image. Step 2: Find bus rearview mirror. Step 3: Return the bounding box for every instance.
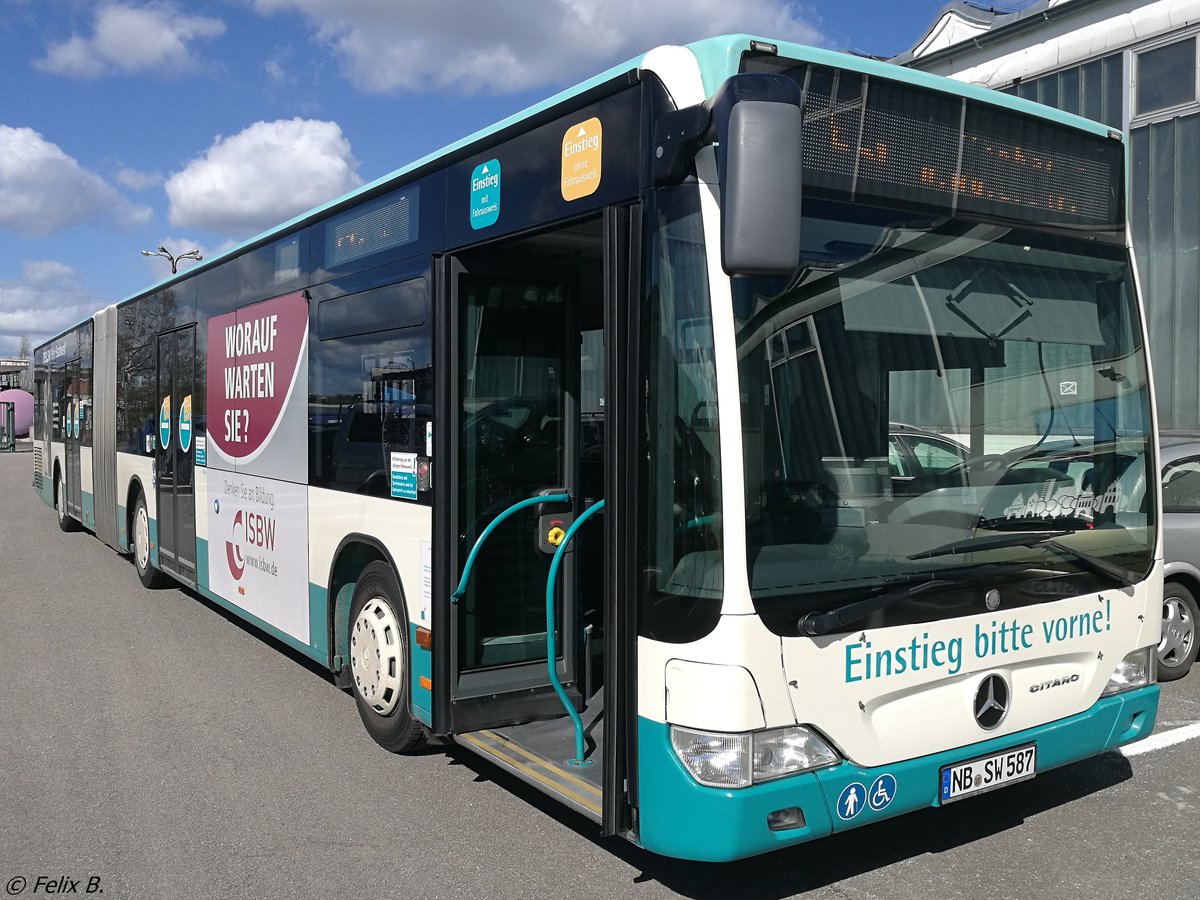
[722,100,803,276]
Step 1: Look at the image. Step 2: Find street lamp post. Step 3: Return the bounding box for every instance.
[141,245,203,274]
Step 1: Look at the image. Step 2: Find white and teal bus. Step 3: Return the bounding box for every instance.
[33,35,1161,861]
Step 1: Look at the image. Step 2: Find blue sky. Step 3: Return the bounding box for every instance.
[0,0,964,358]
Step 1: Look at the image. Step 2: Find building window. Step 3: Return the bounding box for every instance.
[1002,53,1123,128]
[1136,38,1197,115]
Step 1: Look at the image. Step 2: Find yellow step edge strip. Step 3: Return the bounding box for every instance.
[460,732,602,816]
[478,729,602,797]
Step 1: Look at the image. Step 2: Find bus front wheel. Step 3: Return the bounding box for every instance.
[348,561,424,753]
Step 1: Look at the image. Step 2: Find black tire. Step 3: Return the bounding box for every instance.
[348,561,424,753]
[55,474,79,533]
[1158,581,1199,681]
[131,492,168,589]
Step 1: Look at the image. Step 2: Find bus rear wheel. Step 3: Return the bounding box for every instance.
[132,493,167,588]
[348,561,424,753]
[55,475,79,533]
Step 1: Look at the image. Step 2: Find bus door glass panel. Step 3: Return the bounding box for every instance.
[63,358,83,518]
[449,221,604,710]
[155,326,197,578]
[457,271,571,675]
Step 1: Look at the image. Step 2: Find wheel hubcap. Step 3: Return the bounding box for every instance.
[350,597,403,715]
[1159,596,1195,668]
[135,506,150,570]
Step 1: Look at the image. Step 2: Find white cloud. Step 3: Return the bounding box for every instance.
[264,50,295,86]
[117,167,163,192]
[21,260,80,288]
[35,3,225,79]
[0,262,98,357]
[164,118,363,237]
[251,0,825,94]
[0,125,153,237]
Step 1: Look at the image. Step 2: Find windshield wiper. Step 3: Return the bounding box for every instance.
[909,530,1074,560]
[797,575,951,636]
[1041,540,1137,586]
[910,529,1137,587]
[978,515,1091,531]
[796,561,1045,636]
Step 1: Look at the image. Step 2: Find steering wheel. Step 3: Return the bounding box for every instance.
[472,418,518,460]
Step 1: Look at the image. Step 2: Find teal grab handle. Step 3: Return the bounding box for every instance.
[545,498,605,765]
[450,492,570,603]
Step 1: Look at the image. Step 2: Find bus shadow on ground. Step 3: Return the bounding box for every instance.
[156,570,1140,895]
[171,577,341,685]
[447,745,1133,898]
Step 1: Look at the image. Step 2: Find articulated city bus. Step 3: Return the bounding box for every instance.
[32,34,1160,861]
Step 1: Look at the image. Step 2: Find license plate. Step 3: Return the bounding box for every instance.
[939,743,1036,804]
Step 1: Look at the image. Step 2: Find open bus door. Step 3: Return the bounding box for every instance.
[433,209,637,836]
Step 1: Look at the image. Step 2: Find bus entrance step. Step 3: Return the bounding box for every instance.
[457,728,602,823]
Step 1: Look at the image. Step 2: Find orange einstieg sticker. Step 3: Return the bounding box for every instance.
[561,117,602,201]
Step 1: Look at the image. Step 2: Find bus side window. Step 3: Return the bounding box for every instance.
[310,276,433,502]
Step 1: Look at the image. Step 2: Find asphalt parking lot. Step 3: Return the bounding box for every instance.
[1,448,1198,900]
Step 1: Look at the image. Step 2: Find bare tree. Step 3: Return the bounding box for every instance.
[17,335,31,360]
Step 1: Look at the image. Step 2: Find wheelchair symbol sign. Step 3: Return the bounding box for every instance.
[868,773,896,811]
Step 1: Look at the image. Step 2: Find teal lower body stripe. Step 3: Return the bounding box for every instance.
[636,685,1158,862]
[410,623,432,727]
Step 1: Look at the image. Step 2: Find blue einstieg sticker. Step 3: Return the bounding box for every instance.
[470,160,500,230]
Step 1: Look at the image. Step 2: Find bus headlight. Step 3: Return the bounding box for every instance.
[753,726,841,783]
[1101,646,1154,696]
[669,725,839,788]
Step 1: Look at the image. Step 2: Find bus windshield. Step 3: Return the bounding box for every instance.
[733,203,1154,632]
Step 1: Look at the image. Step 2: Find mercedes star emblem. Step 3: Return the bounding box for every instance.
[974,674,1010,730]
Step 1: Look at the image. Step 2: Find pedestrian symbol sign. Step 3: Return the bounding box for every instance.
[178,394,193,453]
[159,396,171,449]
[837,782,866,820]
[868,773,896,811]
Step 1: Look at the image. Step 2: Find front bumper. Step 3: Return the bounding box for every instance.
[635,684,1158,862]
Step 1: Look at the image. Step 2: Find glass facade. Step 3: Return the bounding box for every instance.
[1001,53,1124,128]
[1131,113,1200,432]
[1136,38,1197,115]
[994,40,1200,434]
